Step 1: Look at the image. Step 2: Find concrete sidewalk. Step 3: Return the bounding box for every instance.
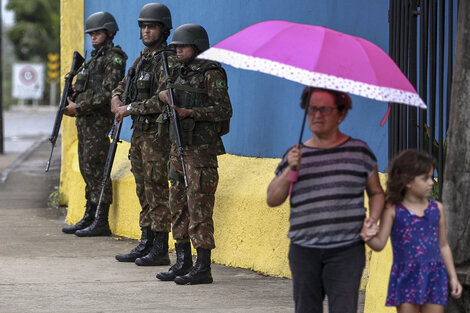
[0,136,294,312]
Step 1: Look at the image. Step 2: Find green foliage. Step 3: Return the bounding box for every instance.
[429,180,440,201]
[423,123,448,174]
[6,0,60,61]
[1,34,16,109]
[48,189,63,210]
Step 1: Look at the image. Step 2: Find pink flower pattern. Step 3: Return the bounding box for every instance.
[199,47,427,108]
[386,200,448,306]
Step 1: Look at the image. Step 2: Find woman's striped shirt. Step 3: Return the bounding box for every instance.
[275,138,377,249]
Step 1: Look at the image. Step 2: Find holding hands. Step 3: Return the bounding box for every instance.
[360,217,379,242]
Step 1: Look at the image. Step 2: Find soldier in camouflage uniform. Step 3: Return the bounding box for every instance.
[111,3,172,266]
[156,24,232,285]
[62,11,127,237]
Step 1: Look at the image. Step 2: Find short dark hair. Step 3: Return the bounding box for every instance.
[300,87,352,114]
[386,149,435,204]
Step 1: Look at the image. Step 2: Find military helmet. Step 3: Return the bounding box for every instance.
[138,3,172,30]
[85,11,119,33]
[171,24,209,53]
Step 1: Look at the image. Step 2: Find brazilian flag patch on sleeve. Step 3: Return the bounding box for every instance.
[216,79,228,89]
[113,56,123,65]
[160,62,174,71]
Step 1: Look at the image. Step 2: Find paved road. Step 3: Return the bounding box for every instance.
[0,106,295,313]
[0,106,57,181]
[3,106,55,152]
[0,106,367,312]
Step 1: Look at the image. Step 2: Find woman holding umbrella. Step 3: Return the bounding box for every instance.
[267,87,384,313]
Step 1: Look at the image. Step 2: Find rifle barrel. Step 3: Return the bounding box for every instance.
[161,51,189,187]
[45,51,84,172]
[94,67,135,214]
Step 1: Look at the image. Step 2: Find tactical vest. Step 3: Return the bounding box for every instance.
[136,52,160,101]
[131,51,162,131]
[170,61,229,146]
[75,46,126,96]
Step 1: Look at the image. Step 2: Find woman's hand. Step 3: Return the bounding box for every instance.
[360,217,378,242]
[287,145,301,170]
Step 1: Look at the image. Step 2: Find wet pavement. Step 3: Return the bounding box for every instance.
[0,105,368,312]
[0,105,295,313]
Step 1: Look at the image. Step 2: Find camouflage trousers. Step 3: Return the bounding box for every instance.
[76,115,113,205]
[129,128,170,232]
[169,143,219,250]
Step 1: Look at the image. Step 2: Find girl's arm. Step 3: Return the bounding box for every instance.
[363,203,395,251]
[437,201,463,299]
[365,166,385,223]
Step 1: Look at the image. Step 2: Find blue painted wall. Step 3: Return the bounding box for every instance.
[84,0,391,170]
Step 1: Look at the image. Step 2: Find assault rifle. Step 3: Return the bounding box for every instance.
[45,51,85,172]
[94,67,136,214]
[161,50,189,187]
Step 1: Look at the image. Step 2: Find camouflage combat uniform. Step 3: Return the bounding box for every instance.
[159,57,232,250]
[111,44,171,232]
[73,42,127,206]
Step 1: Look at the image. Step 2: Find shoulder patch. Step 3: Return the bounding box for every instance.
[113,56,123,65]
[160,62,174,71]
[216,79,228,89]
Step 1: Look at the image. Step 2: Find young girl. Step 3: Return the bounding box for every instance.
[361,149,462,313]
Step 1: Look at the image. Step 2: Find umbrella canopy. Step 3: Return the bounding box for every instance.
[199,20,426,109]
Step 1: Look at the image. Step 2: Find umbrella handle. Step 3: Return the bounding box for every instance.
[289,88,310,197]
[380,102,392,127]
[288,169,298,196]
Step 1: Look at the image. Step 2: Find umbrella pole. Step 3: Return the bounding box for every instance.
[288,88,312,195]
[297,87,311,145]
[297,108,308,145]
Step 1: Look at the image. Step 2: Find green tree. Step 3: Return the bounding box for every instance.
[6,0,59,61]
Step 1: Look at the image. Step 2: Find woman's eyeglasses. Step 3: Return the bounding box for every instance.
[307,106,338,116]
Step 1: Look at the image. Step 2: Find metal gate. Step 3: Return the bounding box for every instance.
[388,0,457,198]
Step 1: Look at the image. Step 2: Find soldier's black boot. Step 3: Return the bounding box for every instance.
[62,202,97,234]
[75,204,111,237]
[115,227,155,262]
[156,241,193,281]
[174,247,213,285]
[135,231,170,266]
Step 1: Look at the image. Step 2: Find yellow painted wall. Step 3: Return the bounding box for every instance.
[59,0,84,206]
[60,0,393,310]
[363,174,396,313]
[364,241,395,313]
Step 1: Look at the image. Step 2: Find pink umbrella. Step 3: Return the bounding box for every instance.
[199,20,426,190]
[199,20,426,109]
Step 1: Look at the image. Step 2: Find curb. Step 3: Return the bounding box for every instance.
[0,135,49,184]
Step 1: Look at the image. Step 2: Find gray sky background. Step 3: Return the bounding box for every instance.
[1,0,14,27]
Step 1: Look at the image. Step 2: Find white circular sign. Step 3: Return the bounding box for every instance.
[19,66,38,85]
[12,63,45,99]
